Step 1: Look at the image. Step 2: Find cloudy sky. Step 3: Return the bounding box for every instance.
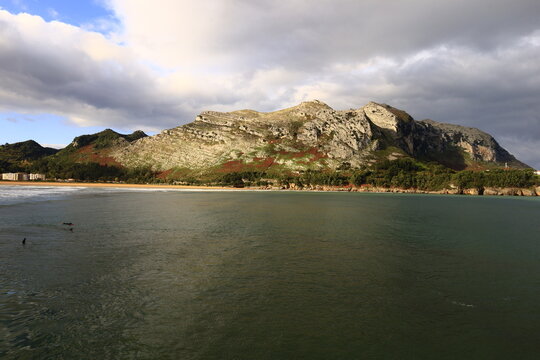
[0,0,539,168]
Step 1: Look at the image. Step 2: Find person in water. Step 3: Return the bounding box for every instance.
[22,238,26,245]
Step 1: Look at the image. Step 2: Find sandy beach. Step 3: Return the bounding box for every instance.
[0,181,239,191]
[2,180,538,196]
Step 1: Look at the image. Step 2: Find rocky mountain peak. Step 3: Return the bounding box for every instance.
[287,99,333,115]
[297,99,333,110]
[362,102,414,132]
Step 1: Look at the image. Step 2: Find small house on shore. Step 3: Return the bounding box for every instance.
[2,173,46,181]
[2,172,29,181]
[29,173,46,180]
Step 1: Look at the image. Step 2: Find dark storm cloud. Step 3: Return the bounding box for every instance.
[175,0,540,71]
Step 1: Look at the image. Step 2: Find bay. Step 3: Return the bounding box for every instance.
[1,188,539,359]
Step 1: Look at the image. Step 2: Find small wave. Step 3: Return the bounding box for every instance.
[96,187,255,193]
[0,186,85,205]
[0,185,250,205]
[451,300,475,308]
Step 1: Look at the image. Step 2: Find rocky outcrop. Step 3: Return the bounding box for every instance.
[413,120,526,169]
[484,187,538,196]
[110,101,528,172]
[250,184,537,196]
[462,188,481,195]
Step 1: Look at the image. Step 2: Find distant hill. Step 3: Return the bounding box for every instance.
[63,129,148,151]
[0,129,148,177]
[0,140,59,172]
[52,129,148,167]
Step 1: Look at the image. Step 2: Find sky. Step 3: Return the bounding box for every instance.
[0,0,539,168]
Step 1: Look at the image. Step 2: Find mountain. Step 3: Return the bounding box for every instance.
[110,101,527,178]
[65,129,148,150]
[2,102,529,185]
[0,140,59,172]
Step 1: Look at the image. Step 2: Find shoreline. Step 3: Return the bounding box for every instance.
[1,180,538,196]
[0,181,238,191]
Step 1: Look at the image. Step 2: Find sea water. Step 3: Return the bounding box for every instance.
[1,186,539,359]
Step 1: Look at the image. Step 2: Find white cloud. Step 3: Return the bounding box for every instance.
[47,8,59,19]
[41,143,66,149]
[10,0,27,11]
[0,10,187,131]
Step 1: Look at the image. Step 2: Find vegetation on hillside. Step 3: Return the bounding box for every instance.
[62,129,147,151]
[168,158,538,190]
[29,157,157,183]
[0,140,58,172]
[1,137,536,190]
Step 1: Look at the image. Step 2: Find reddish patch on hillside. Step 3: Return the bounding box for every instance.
[252,157,276,169]
[307,147,327,161]
[220,160,246,172]
[217,157,278,173]
[91,154,122,167]
[76,144,122,167]
[253,157,276,170]
[77,144,94,154]
[157,169,173,179]
[277,150,306,158]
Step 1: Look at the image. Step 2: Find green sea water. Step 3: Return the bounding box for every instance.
[1,187,539,359]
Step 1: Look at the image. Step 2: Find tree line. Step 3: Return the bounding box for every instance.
[212,159,538,190]
[0,157,158,184]
[2,156,537,189]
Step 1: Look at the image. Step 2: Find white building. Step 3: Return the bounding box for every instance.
[29,173,46,181]
[2,173,29,181]
[535,170,540,176]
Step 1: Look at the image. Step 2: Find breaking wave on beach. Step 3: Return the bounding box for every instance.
[0,186,87,205]
[0,184,247,205]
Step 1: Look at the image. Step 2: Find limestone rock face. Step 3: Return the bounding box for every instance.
[111,101,528,172]
[412,120,525,168]
[362,102,416,154]
[363,102,413,132]
[462,188,480,195]
[521,188,536,196]
[484,187,502,196]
